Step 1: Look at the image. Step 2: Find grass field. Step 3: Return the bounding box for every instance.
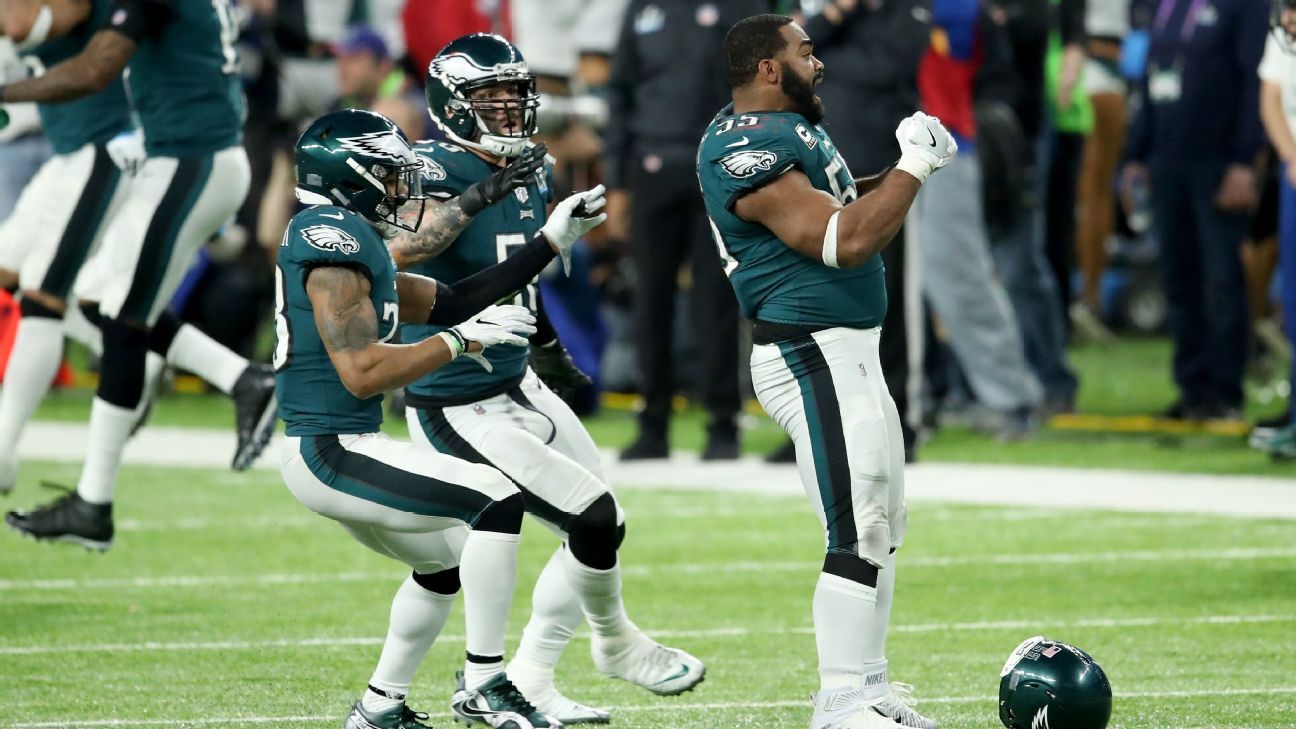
[3,460,1295,728]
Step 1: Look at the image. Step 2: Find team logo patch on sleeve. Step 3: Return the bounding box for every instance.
[420,157,448,181]
[300,225,360,255]
[795,124,818,150]
[719,150,778,179]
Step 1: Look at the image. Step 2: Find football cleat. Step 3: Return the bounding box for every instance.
[5,484,113,551]
[592,630,705,696]
[451,671,561,729]
[811,686,903,729]
[506,658,610,724]
[231,363,278,471]
[1249,423,1296,459]
[343,700,433,729]
[873,683,938,729]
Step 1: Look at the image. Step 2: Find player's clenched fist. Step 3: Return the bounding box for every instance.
[894,112,958,184]
[440,304,538,372]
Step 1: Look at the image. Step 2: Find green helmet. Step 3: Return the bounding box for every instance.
[425,33,540,157]
[294,109,426,232]
[1000,637,1112,729]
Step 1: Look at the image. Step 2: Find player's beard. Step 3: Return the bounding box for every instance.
[780,62,825,125]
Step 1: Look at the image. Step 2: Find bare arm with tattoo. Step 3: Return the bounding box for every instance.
[306,266,469,400]
[388,197,473,268]
[0,27,133,103]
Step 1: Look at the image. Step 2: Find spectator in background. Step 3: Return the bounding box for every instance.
[1250,0,1296,454]
[790,0,930,460]
[607,0,771,461]
[403,0,508,76]
[913,0,1045,440]
[986,0,1083,415]
[1121,0,1268,421]
[1073,0,1130,332]
[333,24,421,136]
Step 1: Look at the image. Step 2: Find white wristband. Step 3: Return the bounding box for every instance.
[822,210,841,269]
[894,153,935,185]
[437,331,464,360]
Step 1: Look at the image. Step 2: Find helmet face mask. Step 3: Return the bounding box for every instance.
[999,636,1112,729]
[295,109,428,233]
[427,33,541,158]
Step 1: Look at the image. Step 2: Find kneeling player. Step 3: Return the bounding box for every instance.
[397,34,705,724]
[277,109,603,728]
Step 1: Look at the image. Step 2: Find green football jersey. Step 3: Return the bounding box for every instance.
[28,0,130,154]
[120,0,245,156]
[273,206,400,436]
[696,108,887,330]
[400,140,552,405]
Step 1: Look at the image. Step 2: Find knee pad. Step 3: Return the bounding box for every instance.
[97,317,150,408]
[19,296,62,320]
[474,492,524,535]
[79,301,103,329]
[411,567,461,596]
[148,310,182,356]
[823,551,880,588]
[568,492,621,570]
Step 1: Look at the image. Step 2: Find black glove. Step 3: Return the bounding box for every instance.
[458,143,547,216]
[530,341,592,404]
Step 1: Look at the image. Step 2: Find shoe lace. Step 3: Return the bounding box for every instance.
[647,644,680,674]
[34,481,78,512]
[486,677,539,716]
[399,706,431,728]
[883,682,931,724]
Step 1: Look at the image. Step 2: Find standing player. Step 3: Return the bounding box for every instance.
[697,15,955,729]
[398,34,705,724]
[1,0,277,549]
[0,0,275,506]
[279,108,605,729]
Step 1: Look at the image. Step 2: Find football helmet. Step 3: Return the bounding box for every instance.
[999,636,1112,729]
[294,109,426,232]
[426,33,540,158]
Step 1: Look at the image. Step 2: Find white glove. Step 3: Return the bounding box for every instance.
[107,129,147,176]
[894,112,958,184]
[540,184,607,275]
[440,304,538,372]
[0,40,42,84]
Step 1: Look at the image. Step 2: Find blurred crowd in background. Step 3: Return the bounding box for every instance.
[1,0,1294,461]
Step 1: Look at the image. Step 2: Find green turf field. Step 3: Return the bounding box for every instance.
[2,461,1294,728]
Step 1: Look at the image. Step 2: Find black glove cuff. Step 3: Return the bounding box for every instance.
[458,183,489,217]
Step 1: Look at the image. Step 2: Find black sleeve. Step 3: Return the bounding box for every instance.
[1057,0,1086,46]
[529,290,560,347]
[602,1,640,190]
[426,234,556,325]
[106,0,174,42]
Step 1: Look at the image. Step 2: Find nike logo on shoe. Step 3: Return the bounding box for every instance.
[725,136,750,148]
[653,664,692,686]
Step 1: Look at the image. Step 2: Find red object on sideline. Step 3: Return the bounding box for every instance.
[0,289,75,387]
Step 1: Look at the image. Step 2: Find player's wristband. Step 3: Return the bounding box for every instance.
[457,181,490,216]
[437,330,467,360]
[894,153,935,185]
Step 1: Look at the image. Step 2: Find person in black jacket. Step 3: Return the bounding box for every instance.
[606,0,774,460]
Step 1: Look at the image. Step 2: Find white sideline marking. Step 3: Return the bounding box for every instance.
[2,545,1292,593]
[1,613,1289,656]
[6,687,1295,727]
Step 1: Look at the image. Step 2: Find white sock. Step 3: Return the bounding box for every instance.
[863,552,896,662]
[814,571,878,692]
[75,397,136,505]
[166,324,247,394]
[0,316,64,467]
[459,529,520,691]
[561,545,634,642]
[513,547,585,673]
[62,304,102,353]
[365,575,457,712]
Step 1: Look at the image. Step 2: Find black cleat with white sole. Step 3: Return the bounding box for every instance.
[451,671,562,729]
[5,484,113,551]
[231,363,278,471]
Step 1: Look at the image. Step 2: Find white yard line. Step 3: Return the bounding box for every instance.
[15,422,1296,518]
[6,687,1295,727]
[2,545,1292,593]
[2,613,1290,656]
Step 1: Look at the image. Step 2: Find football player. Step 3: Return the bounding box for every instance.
[279,108,604,729]
[394,34,705,724]
[696,15,956,729]
[1,0,279,549]
[0,0,275,511]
